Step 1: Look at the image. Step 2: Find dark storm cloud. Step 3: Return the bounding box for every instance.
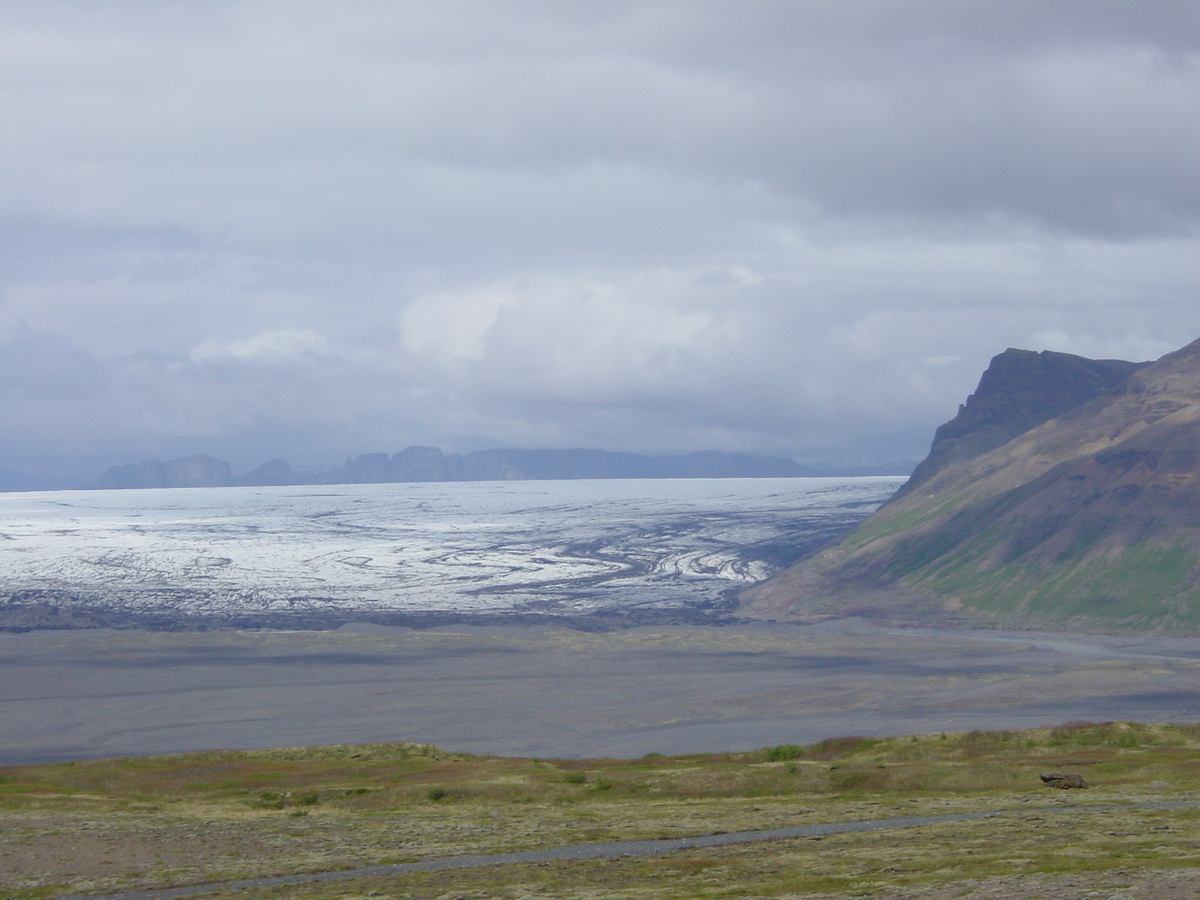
[0,1,1197,478]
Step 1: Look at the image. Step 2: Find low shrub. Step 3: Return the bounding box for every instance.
[806,737,877,760]
[762,744,803,762]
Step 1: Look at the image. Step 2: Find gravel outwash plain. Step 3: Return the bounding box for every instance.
[6,624,1200,899]
[4,622,1200,763]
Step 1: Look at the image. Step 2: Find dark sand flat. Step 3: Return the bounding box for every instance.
[3,622,1200,763]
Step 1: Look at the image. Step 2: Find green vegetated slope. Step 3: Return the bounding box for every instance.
[3,724,1200,900]
[743,336,1200,632]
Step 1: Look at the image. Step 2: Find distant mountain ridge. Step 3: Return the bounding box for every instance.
[742,337,1200,633]
[89,447,912,490]
[96,455,234,490]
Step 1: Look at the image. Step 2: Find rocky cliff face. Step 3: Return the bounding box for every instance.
[894,348,1147,499]
[96,455,233,490]
[742,337,1200,633]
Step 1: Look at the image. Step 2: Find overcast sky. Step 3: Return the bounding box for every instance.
[1,1,1197,480]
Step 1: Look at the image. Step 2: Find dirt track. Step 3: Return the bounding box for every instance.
[51,802,1200,900]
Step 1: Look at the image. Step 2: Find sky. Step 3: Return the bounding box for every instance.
[1,1,1198,482]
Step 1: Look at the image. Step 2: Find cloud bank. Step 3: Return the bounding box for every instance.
[1,1,1197,479]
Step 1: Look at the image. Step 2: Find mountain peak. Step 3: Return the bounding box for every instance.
[895,347,1147,498]
[743,335,1200,634]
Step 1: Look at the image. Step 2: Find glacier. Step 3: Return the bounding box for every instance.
[0,477,902,621]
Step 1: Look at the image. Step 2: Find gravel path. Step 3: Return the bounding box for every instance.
[55,801,1200,900]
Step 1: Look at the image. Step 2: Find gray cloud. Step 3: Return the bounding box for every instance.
[0,330,107,400]
[0,1,1197,479]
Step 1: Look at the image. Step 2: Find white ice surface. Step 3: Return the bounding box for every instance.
[0,477,903,616]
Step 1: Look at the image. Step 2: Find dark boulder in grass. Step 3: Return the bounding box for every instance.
[1040,772,1088,789]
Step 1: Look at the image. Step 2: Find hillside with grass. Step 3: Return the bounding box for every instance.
[3,723,1200,899]
[743,336,1200,633]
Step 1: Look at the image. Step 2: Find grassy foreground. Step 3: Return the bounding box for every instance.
[3,722,1200,899]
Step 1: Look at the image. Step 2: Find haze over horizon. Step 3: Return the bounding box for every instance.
[2,1,1198,484]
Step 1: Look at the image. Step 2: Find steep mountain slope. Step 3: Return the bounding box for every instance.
[743,336,1200,632]
[894,348,1147,498]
